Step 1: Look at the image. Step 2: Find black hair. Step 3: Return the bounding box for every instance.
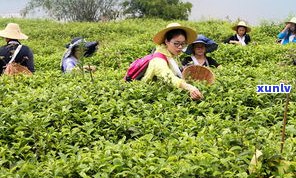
[165,29,187,42]
[288,23,296,33]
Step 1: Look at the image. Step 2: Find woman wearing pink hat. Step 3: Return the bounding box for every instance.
[141,23,203,100]
[277,17,296,45]
[224,21,251,46]
[0,23,34,75]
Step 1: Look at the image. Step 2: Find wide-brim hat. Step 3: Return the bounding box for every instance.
[63,37,98,58]
[232,21,251,33]
[153,23,197,45]
[285,17,296,24]
[0,23,28,40]
[182,65,215,85]
[184,34,218,55]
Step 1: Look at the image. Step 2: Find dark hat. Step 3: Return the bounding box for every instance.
[64,37,99,58]
[184,34,218,55]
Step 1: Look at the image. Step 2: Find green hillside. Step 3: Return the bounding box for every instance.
[0,18,295,177]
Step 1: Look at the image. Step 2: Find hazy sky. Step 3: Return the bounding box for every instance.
[0,0,28,16]
[0,0,295,25]
[189,0,296,25]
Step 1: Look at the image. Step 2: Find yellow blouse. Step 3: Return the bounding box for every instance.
[141,44,185,88]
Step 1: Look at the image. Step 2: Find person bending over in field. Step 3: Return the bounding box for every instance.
[277,17,296,44]
[182,34,221,69]
[61,37,98,73]
[0,23,34,75]
[224,21,251,46]
[141,23,203,100]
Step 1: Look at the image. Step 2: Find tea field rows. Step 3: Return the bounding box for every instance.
[0,18,295,177]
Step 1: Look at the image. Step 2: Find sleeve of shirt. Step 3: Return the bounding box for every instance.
[224,35,235,43]
[245,34,251,44]
[181,56,193,67]
[64,60,76,72]
[277,31,287,39]
[18,46,35,73]
[207,57,220,68]
[0,46,7,74]
[25,47,35,73]
[142,57,185,88]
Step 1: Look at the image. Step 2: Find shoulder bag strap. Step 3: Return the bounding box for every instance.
[153,52,168,63]
[205,58,209,66]
[8,45,22,64]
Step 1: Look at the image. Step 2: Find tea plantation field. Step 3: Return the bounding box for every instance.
[0,18,295,177]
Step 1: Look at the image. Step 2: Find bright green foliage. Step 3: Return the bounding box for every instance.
[122,0,192,20]
[0,18,295,177]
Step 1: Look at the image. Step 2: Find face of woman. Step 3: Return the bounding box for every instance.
[193,43,206,56]
[237,26,246,37]
[74,48,82,59]
[165,34,187,56]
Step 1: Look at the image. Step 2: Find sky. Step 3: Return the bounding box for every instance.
[189,0,296,25]
[0,0,295,25]
[0,0,28,17]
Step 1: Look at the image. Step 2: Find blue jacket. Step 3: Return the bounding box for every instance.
[277,31,296,45]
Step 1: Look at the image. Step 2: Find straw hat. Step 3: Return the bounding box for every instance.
[182,65,215,85]
[232,21,251,33]
[153,23,197,45]
[184,34,218,55]
[285,17,296,24]
[0,23,28,40]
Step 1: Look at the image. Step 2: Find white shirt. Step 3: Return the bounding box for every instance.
[289,34,295,42]
[191,56,209,66]
[236,34,246,46]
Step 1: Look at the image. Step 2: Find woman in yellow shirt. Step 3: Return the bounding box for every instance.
[142,23,203,100]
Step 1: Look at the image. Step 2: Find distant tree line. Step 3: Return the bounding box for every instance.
[21,0,193,22]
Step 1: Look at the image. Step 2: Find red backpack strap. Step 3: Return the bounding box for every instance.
[152,52,168,63]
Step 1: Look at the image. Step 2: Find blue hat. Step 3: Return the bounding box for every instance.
[184,34,218,55]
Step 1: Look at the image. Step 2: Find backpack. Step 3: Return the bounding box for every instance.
[124,52,167,82]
